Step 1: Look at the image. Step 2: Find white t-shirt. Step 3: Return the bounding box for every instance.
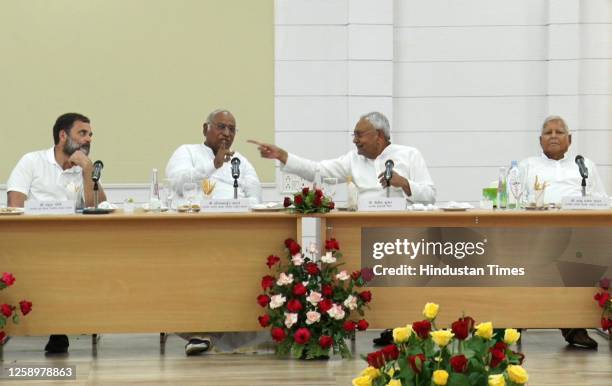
[7,147,84,202]
[520,153,607,204]
[165,143,262,205]
[281,144,436,204]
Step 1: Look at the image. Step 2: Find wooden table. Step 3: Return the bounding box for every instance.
[0,212,299,335]
[315,210,612,328]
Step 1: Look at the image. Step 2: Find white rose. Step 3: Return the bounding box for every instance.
[321,251,336,264]
[305,311,321,325]
[284,312,298,328]
[327,304,346,320]
[277,272,294,286]
[269,294,286,309]
[336,270,350,281]
[306,291,323,306]
[308,242,319,255]
[291,253,304,266]
[343,295,358,310]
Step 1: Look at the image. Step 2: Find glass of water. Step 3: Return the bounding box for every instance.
[321,177,338,199]
[183,182,197,213]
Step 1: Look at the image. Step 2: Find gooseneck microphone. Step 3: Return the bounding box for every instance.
[231,157,241,199]
[384,160,394,197]
[92,160,104,182]
[575,155,588,197]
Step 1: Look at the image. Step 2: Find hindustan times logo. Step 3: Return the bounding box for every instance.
[371,238,487,260]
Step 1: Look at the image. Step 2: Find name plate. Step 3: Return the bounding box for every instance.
[358,197,406,212]
[561,196,609,210]
[24,200,76,215]
[201,198,250,213]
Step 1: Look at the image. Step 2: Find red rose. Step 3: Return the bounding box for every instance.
[305,262,320,276]
[381,344,399,361]
[271,327,286,342]
[283,197,292,208]
[343,320,356,332]
[294,327,311,344]
[412,320,432,339]
[292,283,307,297]
[266,254,280,268]
[258,314,271,327]
[257,294,271,307]
[408,353,426,373]
[366,350,386,369]
[318,298,332,313]
[294,195,304,206]
[286,299,303,313]
[1,304,12,317]
[357,319,369,331]
[325,238,340,250]
[450,354,468,373]
[19,300,32,316]
[1,272,15,286]
[313,195,322,206]
[328,201,335,210]
[288,241,301,256]
[489,343,506,368]
[284,238,295,248]
[602,317,612,331]
[351,270,361,280]
[451,316,475,340]
[319,335,333,349]
[359,291,372,303]
[314,189,323,198]
[321,284,333,297]
[599,277,610,290]
[302,187,310,196]
[361,267,375,282]
[261,275,275,290]
[594,292,610,308]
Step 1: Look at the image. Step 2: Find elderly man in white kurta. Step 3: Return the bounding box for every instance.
[521,115,606,350]
[250,111,436,204]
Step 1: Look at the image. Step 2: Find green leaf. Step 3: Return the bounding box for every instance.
[0,316,5,329]
[12,314,19,324]
[290,343,305,359]
[448,373,471,386]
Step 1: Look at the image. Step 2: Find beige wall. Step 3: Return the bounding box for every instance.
[0,0,274,183]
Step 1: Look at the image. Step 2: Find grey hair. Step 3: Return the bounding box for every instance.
[206,108,232,124]
[541,115,570,134]
[360,111,391,141]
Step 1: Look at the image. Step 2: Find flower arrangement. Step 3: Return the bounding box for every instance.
[594,277,611,333]
[257,238,372,359]
[354,303,528,386]
[283,186,335,214]
[0,272,33,344]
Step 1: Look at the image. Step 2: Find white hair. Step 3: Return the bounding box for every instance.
[206,108,232,124]
[360,111,391,141]
[541,115,570,134]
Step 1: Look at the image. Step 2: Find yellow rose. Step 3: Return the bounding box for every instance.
[352,375,372,386]
[430,329,454,347]
[503,328,521,345]
[393,326,412,343]
[360,367,381,380]
[507,365,529,384]
[432,370,449,385]
[423,302,440,320]
[387,380,401,386]
[386,368,395,377]
[488,374,506,386]
[475,321,494,340]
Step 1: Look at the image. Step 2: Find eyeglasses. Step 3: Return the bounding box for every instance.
[211,122,238,134]
[352,129,376,139]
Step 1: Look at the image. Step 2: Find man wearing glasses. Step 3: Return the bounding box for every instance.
[165,108,263,355]
[250,111,436,204]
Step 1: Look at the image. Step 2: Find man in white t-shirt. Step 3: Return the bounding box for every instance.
[249,111,436,204]
[6,112,106,353]
[521,115,606,349]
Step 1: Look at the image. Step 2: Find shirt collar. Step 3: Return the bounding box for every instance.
[540,152,569,162]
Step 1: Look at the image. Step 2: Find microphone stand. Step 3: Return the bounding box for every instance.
[386,179,391,197]
[581,177,587,197]
[233,178,239,200]
[94,181,100,209]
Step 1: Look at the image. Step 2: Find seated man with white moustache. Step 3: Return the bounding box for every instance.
[166,108,266,355]
[250,111,436,204]
[521,115,606,349]
[7,112,107,353]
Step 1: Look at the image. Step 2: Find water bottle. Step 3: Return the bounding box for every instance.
[149,168,162,212]
[346,176,359,211]
[497,166,507,209]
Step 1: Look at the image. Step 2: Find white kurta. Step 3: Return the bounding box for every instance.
[7,147,84,203]
[281,144,436,204]
[520,153,607,204]
[165,144,262,205]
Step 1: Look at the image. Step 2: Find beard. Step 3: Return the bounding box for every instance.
[63,136,90,156]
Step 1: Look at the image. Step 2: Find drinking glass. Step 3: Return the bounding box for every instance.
[183,182,197,213]
[321,177,337,199]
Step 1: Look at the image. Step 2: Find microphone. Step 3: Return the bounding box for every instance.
[92,160,104,182]
[384,160,394,182]
[575,155,588,179]
[231,157,241,179]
